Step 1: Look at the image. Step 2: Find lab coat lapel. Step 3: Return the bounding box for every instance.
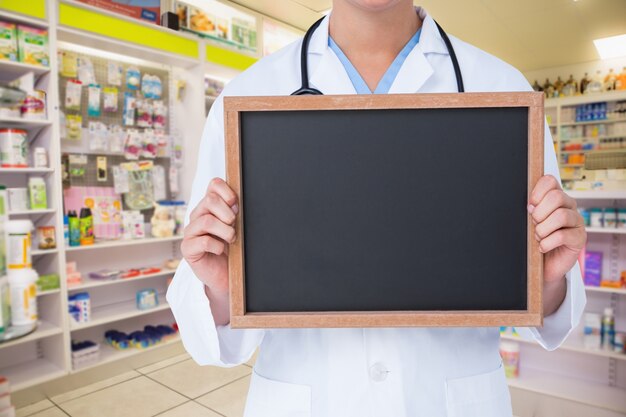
[307,15,357,95]
[388,10,449,94]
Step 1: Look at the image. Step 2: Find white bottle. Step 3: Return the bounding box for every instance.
[8,268,37,327]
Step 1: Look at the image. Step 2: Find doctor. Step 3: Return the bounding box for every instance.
[167,1,587,416]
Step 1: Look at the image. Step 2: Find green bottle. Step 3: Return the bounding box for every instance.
[79,208,94,245]
[68,210,80,247]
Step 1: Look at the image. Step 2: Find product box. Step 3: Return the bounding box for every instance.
[584,251,602,287]
[77,0,160,24]
[16,25,49,67]
[0,21,18,62]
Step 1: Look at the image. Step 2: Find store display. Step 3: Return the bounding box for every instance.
[0,22,17,62]
[71,340,100,368]
[6,188,27,212]
[7,268,37,326]
[0,129,28,168]
[583,251,602,287]
[68,292,90,323]
[601,307,615,350]
[36,274,59,292]
[16,25,48,67]
[136,288,158,310]
[33,147,48,168]
[28,177,47,209]
[5,220,33,269]
[36,226,56,249]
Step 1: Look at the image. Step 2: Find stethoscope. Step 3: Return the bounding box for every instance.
[292,16,465,96]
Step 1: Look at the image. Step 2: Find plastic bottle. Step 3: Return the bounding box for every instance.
[6,219,33,269]
[0,276,10,335]
[601,307,615,350]
[8,268,37,326]
[79,207,94,245]
[63,215,69,246]
[68,210,80,247]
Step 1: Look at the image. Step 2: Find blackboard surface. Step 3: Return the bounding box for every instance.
[241,107,527,312]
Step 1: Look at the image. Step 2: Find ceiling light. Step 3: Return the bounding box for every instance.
[593,34,626,60]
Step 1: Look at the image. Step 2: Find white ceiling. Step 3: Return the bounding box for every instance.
[230,0,626,72]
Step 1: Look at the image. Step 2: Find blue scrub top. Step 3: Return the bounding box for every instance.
[328,28,422,94]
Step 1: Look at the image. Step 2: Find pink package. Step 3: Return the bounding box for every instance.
[64,186,122,240]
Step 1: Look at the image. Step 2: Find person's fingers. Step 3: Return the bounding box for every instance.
[190,191,237,224]
[181,235,226,260]
[531,189,577,224]
[535,208,583,240]
[184,213,236,243]
[538,227,586,253]
[208,178,238,209]
[528,175,561,211]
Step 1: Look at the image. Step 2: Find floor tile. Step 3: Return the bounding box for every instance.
[147,359,251,399]
[137,353,190,375]
[58,376,186,417]
[51,370,140,404]
[16,399,55,417]
[25,407,68,417]
[196,376,250,417]
[156,401,222,417]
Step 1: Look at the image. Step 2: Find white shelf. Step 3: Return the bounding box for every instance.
[72,335,181,373]
[70,296,170,331]
[0,321,63,350]
[586,227,626,235]
[507,368,626,414]
[545,90,626,107]
[68,269,176,292]
[560,119,625,127]
[585,285,626,295]
[38,288,61,296]
[31,248,59,257]
[501,334,626,361]
[0,117,52,130]
[65,235,182,252]
[566,190,626,199]
[0,167,53,174]
[8,208,56,217]
[0,60,49,82]
[0,358,66,392]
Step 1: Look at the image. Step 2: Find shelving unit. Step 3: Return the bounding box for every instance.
[64,236,182,252]
[69,297,169,331]
[68,268,176,291]
[501,334,626,361]
[586,227,626,235]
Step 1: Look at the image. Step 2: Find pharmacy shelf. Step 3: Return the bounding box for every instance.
[72,335,181,373]
[70,296,170,331]
[0,60,50,82]
[8,208,56,217]
[566,190,626,199]
[586,227,626,234]
[32,248,59,257]
[501,334,626,361]
[0,167,53,174]
[560,119,625,127]
[561,148,626,155]
[0,358,66,392]
[0,117,52,130]
[65,236,182,252]
[68,269,176,292]
[38,288,61,296]
[585,285,626,295]
[0,9,49,29]
[507,368,626,414]
[0,322,63,350]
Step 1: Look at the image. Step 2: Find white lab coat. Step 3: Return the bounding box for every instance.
[167,8,586,417]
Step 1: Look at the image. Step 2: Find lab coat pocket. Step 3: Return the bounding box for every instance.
[445,364,512,417]
[244,369,312,417]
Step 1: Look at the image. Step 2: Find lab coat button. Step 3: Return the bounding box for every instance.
[369,362,389,382]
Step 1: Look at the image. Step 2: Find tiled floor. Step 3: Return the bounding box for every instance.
[16,352,257,417]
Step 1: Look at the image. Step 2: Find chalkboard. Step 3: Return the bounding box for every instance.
[224,93,544,328]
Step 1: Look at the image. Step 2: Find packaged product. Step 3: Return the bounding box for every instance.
[8,268,37,326]
[123,93,136,126]
[65,79,83,111]
[28,177,47,209]
[16,25,49,67]
[0,129,28,168]
[0,21,18,62]
[0,276,10,335]
[59,50,78,77]
[77,57,95,84]
[6,220,33,269]
[107,62,123,86]
[66,114,83,141]
[103,87,119,112]
[37,225,56,249]
[126,67,141,90]
[152,101,167,129]
[136,100,153,127]
[87,84,101,117]
[21,90,46,120]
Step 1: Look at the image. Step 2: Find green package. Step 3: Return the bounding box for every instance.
[17,24,49,67]
[0,21,17,62]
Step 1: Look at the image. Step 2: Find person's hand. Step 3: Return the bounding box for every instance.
[181,178,238,298]
[528,175,587,283]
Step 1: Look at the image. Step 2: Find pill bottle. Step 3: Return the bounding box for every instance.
[6,219,33,269]
[8,268,37,326]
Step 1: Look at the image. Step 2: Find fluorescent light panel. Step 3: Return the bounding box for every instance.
[593,34,626,60]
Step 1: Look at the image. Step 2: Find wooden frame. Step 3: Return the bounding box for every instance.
[224,92,544,329]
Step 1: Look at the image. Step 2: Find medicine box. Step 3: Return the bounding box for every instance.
[16,25,49,67]
[0,21,17,62]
